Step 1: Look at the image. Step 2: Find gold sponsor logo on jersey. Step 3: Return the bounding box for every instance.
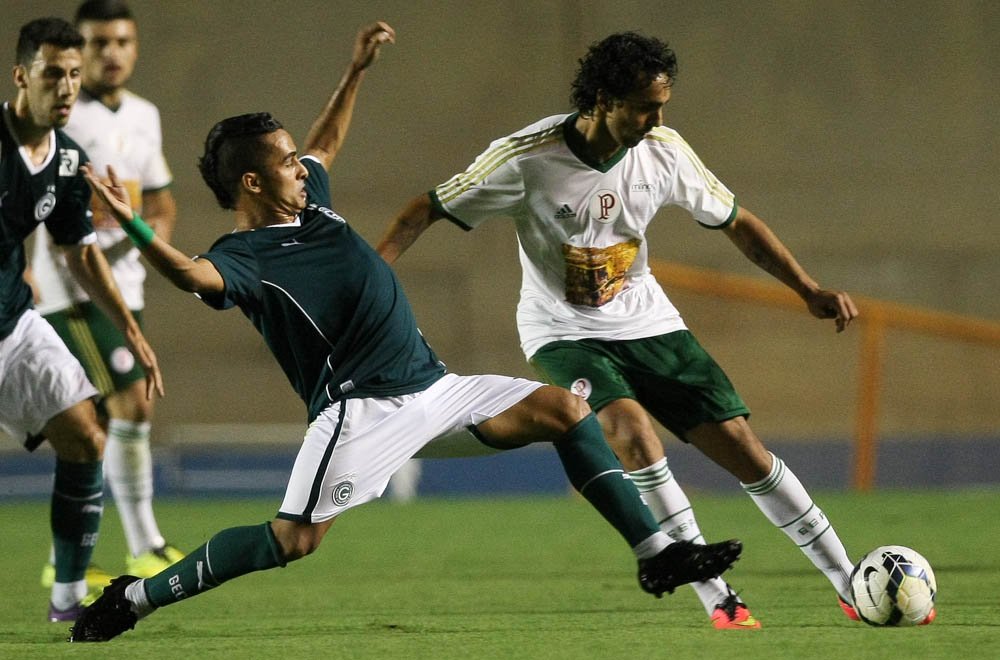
[562,239,640,307]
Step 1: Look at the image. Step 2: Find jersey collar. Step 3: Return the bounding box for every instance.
[562,112,628,173]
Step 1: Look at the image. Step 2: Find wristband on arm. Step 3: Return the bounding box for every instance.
[122,212,156,248]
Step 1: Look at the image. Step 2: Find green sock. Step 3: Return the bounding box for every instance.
[553,413,660,547]
[51,459,103,582]
[144,523,286,607]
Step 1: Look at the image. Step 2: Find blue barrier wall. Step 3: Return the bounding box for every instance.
[2,436,998,500]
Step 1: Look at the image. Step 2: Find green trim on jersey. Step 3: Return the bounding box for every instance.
[429,189,471,231]
[563,113,628,172]
[702,199,739,230]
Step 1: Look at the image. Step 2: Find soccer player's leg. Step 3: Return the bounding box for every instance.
[69,304,185,577]
[687,419,855,609]
[532,339,754,624]
[42,401,107,622]
[3,311,108,621]
[71,401,363,642]
[471,382,741,597]
[38,308,116,596]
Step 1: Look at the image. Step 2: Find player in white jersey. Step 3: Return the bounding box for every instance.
[29,0,182,589]
[380,31,869,627]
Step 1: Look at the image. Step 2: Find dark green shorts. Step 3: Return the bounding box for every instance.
[44,303,145,396]
[530,330,749,441]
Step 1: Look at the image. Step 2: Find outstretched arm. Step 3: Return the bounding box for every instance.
[723,206,859,332]
[303,21,395,170]
[81,163,224,298]
[376,193,444,264]
[62,241,164,399]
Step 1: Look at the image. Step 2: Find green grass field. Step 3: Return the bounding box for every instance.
[3,488,999,659]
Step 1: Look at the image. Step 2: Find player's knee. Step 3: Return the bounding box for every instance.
[544,385,593,432]
[273,525,325,562]
[53,423,105,462]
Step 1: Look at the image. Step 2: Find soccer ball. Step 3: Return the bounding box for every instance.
[849,545,937,626]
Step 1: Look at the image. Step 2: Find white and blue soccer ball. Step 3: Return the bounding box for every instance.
[849,545,937,626]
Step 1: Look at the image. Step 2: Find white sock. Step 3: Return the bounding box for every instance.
[742,452,853,602]
[51,580,87,609]
[631,458,734,615]
[632,531,672,560]
[105,419,165,557]
[124,579,156,619]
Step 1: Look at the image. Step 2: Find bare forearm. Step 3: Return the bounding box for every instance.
[304,22,394,168]
[143,189,178,244]
[725,208,818,299]
[137,236,214,294]
[377,194,440,264]
[303,66,366,167]
[64,244,138,333]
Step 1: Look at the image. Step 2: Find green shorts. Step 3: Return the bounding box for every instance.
[44,303,145,397]
[530,330,749,442]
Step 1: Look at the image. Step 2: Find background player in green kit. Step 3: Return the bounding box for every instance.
[1,17,162,623]
[379,31,867,628]
[69,22,741,643]
[30,0,183,595]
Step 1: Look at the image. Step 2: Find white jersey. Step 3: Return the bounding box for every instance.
[434,113,737,358]
[32,89,172,313]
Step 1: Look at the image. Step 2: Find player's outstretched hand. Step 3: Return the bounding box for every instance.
[805,288,859,332]
[352,21,395,72]
[81,163,134,224]
[125,325,165,400]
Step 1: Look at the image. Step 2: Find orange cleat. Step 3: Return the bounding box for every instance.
[711,594,762,630]
[838,596,860,621]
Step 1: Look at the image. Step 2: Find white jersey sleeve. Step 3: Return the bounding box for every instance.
[646,127,736,228]
[140,103,172,192]
[433,116,567,228]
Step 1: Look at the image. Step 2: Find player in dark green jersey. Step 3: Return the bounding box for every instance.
[69,22,740,642]
[0,17,162,622]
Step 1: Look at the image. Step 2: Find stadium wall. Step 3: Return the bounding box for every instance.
[2,2,996,467]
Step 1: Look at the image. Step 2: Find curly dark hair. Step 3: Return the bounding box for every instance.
[198,112,283,210]
[570,32,678,116]
[16,17,84,66]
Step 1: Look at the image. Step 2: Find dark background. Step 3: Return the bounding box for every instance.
[5,1,997,447]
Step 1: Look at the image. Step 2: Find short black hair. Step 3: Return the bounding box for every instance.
[16,17,84,66]
[570,32,678,116]
[75,0,134,24]
[199,113,284,210]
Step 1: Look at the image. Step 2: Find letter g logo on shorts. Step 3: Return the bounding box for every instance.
[331,480,354,506]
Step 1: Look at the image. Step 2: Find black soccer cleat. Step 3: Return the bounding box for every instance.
[637,539,742,598]
[68,575,141,642]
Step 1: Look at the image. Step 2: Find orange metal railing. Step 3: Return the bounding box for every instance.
[649,259,1000,490]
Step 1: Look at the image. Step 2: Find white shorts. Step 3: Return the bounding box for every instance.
[278,373,545,522]
[0,309,99,445]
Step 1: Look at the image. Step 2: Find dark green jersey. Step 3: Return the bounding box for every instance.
[199,155,446,422]
[0,103,93,339]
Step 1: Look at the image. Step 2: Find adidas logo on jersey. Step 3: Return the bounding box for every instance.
[554,204,576,219]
